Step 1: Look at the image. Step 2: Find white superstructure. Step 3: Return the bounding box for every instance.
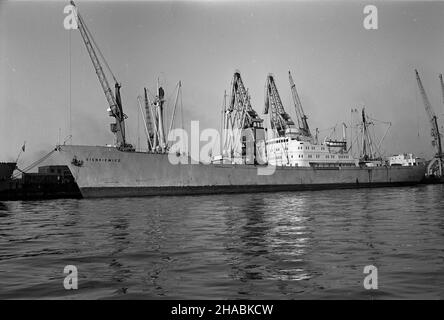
[266,136,356,167]
[388,153,423,167]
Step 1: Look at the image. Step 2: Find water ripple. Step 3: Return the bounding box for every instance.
[0,185,443,299]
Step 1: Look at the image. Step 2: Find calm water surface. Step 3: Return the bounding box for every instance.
[1,185,443,299]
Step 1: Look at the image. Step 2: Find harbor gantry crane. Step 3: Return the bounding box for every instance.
[70,1,133,151]
[226,71,263,129]
[223,71,263,159]
[415,69,443,177]
[289,71,313,141]
[263,74,295,137]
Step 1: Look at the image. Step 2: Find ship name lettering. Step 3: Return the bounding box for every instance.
[85,158,121,163]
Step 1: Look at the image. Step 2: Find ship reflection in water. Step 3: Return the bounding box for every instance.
[223,195,313,285]
[0,184,444,299]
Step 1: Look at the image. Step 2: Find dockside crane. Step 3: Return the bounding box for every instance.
[70,1,133,151]
[415,69,443,177]
[289,71,313,141]
[223,71,264,161]
[264,74,295,137]
[226,71,263,130]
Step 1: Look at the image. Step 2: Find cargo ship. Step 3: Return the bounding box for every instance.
[57,2,426,198]
[57,143,425,198]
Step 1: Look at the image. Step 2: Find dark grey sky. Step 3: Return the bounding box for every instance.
[1,0,444,164]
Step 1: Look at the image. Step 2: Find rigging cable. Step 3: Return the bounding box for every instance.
[416,80,420,138]
[12,148,57,179]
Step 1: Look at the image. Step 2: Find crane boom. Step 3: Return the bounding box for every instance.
[289,71,312,139]
[415,69,442,157]
[415,69,442,177]
[264,74,294,136]
[228,71,262,129]
[143,88,155,150]
[70,1,132,150]
[440,74,444,105]
[223,71,263,160]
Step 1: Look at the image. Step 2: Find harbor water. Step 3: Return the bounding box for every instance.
[0,184,443,299]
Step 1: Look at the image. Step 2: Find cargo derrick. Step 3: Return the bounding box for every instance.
[154,85,167,152]
[415,69,443,177]
[349,107,390,165]
[223,71,265,164]
[138,81,182,153]
[439,74,444,140]
[144,88,156,151]
[360,108,377,162]
[146,84,167,153]
[264,74,295,137]
[70,1,133,151]
[136,88,159,152]
[288,71,313,142]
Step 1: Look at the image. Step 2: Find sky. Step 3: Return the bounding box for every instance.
[1,0,444,167]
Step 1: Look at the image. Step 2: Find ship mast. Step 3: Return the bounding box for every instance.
[156,80,166,152]
[141,82,181,153]
[361,108,373,161]
[143,88,157,151]
[70,1,133,151]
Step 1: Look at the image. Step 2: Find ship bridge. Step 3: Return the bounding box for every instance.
[265,138,356,168]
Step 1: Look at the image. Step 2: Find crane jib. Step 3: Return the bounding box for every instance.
[415,69,443,176]
[71,2,132,150]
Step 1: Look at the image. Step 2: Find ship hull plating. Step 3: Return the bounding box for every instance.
[58,145,427,198]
